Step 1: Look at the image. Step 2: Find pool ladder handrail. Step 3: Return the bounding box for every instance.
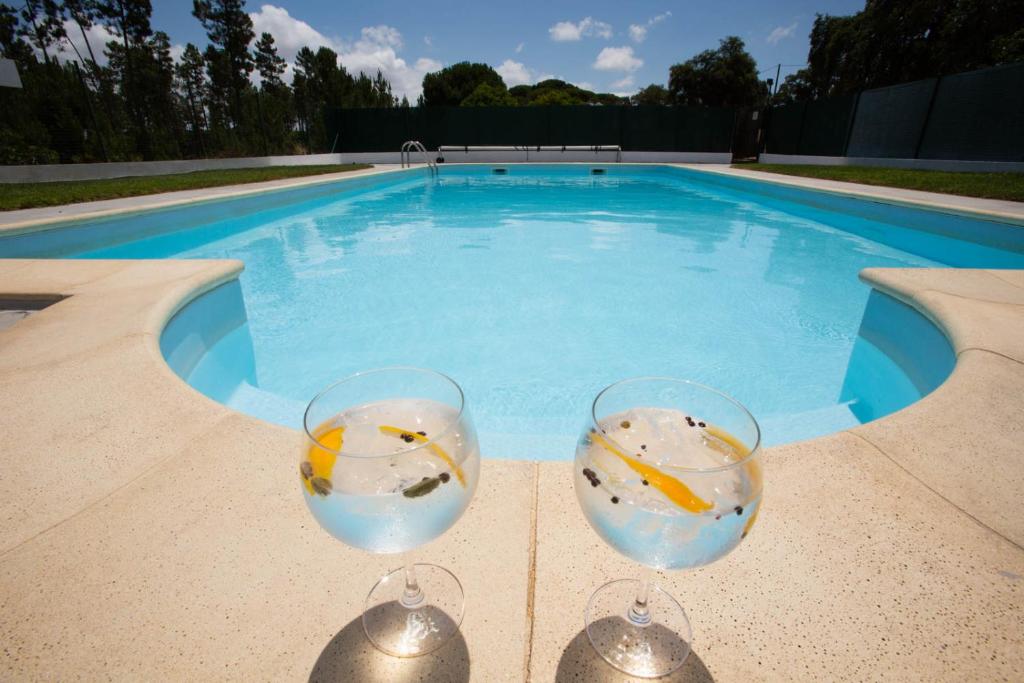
[401,140,438,176]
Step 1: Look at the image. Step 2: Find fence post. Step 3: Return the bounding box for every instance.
[912,76,942,159]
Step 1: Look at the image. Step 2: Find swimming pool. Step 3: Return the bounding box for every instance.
[5,165,1022,458]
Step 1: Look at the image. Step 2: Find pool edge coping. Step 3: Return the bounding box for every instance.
[0,258,1022,679]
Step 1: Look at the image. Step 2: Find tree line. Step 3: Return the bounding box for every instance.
[630,0,1023,108]
[1,0,1020,164]
[0,0,399,164]
[773,0,1023,103]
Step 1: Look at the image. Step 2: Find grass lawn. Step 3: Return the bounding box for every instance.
[0,164,372,211]
[736,164,1024,203]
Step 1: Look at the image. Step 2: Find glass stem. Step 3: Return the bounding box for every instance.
[400,563,425,609]
[627,568,653,627]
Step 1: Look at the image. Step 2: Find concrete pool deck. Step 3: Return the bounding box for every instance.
[1,169,1023,680]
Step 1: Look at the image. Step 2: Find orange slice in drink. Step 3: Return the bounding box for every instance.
[302,425,344,496]
[590,431,713,514]
[378,425,467,487]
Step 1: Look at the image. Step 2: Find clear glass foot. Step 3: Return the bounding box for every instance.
[362,563,464,657]
[585,578,692,678]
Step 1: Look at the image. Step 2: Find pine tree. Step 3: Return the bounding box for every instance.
[175,43,208,156]
[253,31,285,87]
[192,0,254,131]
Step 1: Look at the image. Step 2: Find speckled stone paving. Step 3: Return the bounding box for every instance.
[1,173,1023,680]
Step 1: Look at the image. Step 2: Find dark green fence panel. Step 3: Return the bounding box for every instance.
[797,94,857,156]
[763,61,1024,161]
[562,106,621,146]
[335,108,408,152]
[917,62,1024,161]
[846,78,937,158]
[329,105,735,153]
[621,106,670,150]
[440,108,481,146]
[764,102,805,154]
[675,107,733,153]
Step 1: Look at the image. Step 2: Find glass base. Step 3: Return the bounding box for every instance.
[362,563,464,657]
[585,578,692,678]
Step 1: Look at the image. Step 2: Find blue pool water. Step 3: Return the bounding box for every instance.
[12,165,1024,458]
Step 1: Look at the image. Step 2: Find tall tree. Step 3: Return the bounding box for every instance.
[94,0,180,159]
[631,84,671,106]
[506,79,625,106]
[668,36,767,108]
[771,69,816,105]
[63,0,102,74]
[253,31,284,87]
[461,82,514,106]
[421,62,504,106]
[18,0,63,64]
[252,32,291,153]
[192,0,254,128]
[175,43,208,156]
[796,0,1024,101]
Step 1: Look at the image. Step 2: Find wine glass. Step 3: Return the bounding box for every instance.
[574,377,762,678]
[300,367,480,657]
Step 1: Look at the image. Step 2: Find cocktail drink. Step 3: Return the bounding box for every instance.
[301,368,480,657]
[574,378,762,678]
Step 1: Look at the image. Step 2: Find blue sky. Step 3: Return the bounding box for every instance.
[142,0,863,98]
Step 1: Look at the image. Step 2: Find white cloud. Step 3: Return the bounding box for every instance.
[339,26,431,99]
[766,22,798,45]
[593,46,643,72]
[361,25,402,49]
[549,17,613,42]
[248,5,436,99]
[250,4,335,55]
[415,57,442,72]
[52,20,119,66]
[168,43,186,64]
[576,81,594,91]
[423,35,432,47]
[629,12,671,44]
[611,75,635,89]
[496,59,532,86]
[515,42,524,54]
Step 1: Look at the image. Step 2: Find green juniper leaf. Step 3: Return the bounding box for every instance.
[310,476,332,496]
[403,476,441,498]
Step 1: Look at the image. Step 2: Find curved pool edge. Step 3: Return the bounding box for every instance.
[1,257,1023,679]
[850,266,1024,546]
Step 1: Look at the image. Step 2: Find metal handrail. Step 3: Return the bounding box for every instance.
[401,140,437,175]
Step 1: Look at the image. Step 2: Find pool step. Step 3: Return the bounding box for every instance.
[227,382,306,429]
[758,401,863,446]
